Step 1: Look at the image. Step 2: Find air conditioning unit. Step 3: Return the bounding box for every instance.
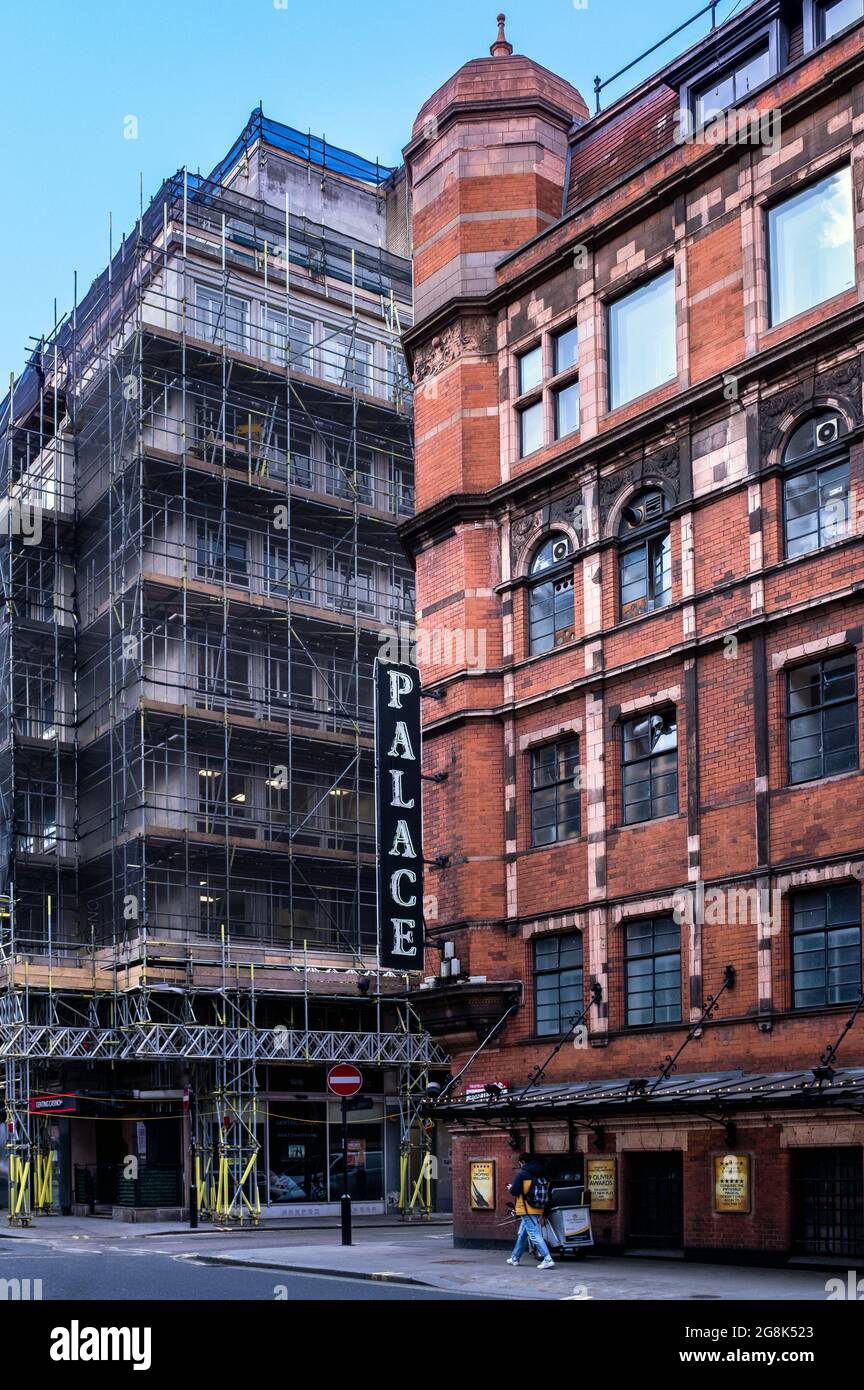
[816,418,840,448]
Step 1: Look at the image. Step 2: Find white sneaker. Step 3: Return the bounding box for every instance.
[506,1257,520,1266]
[537,1256,555,1269]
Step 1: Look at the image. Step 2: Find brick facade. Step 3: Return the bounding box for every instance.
[404,6,864,1259]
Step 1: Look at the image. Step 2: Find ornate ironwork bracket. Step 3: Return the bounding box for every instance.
[649,964,736,1095]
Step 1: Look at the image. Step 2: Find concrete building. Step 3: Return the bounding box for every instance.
[403,5,864,1260]
[0,108,446,1223]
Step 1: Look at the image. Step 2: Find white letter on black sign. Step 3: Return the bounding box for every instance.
[390,769,414,808]
[388,721,416,760]
[390,919,418,956]
[389,820,417,858]
[388,670,414,708]
[390,867,417,907]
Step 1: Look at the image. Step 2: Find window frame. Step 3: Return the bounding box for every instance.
[678,16,786,131]
[617,490,672,622]
[533,931,585,1037]
[766,164,856,327]
[691,41,772,127]
[621,709,679,826]
[553,379,581,441]
[530,738,581,848]
[194,283,250,352]
[782,436,851,559]
[518,398,545,459]
[607,268,677,412]
[804,0,864,50]
[195,518,249,588]
[786,652,859,786]
[552,323,579,377]
[790,883,862,1010]
[517,344,544,397]
[624,916,682,1027]
[527,534,576,655]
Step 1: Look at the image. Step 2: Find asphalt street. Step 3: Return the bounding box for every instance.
[0,1231,485,1301]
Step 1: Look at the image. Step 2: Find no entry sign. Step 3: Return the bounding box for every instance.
[327,1064,363,1098]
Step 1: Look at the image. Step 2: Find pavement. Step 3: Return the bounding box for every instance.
[192,1231,844,1301]
[1,1215,853,1299]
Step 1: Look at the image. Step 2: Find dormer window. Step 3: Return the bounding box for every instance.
[528,534,575,654]
[678,15,786,135]
[693,43,770,125]
[813,0,864,44]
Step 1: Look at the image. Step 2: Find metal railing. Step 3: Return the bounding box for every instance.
[594,1,720,113]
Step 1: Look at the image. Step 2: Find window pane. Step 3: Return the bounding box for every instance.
[534,933,583,1034]
[518,346,543,394]
[769,167,855,325]
[792,886,861,1009]
[827,884,860,925]
[648,531,672,608]
[553,326,579,374]
[555,381,580,438]
[519,401,543,456]
[695,71,735,125]
[788,655,858,783]
[624,918,680,1025]
[532,746,557,787]
[695,45,770,125]
[609,271,676,409]
[822,0,864,41]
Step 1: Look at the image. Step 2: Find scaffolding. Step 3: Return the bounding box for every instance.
[0,115,444,1224]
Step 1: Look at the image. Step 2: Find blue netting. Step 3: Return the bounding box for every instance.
[208,108,394,189]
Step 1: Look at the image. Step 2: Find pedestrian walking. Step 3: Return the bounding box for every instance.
[506,1153,555,1268]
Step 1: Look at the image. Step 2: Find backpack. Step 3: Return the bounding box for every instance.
[527,1174,549,1209]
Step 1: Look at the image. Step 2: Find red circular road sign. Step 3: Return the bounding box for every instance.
[327,1064,363,1098]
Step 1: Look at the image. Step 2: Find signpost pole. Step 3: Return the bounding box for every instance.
[327,1064,362,1245]
[340,1096,352,1246]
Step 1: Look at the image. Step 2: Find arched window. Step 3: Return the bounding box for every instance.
[618,489,671,621]
[528,534,575,654]
[782,410,850,557]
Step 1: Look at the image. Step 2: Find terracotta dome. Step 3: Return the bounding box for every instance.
[412,14,588,140]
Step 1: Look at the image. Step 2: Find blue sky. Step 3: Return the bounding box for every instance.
[1,0,742,378]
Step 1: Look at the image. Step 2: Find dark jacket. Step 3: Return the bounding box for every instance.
[509,1158,546,1216]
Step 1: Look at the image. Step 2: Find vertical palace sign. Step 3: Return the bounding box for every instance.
[374,660,424,970]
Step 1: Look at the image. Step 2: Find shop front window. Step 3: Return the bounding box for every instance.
[267,1100,385,1203]
[327,1100,385,1201]
[268,1103,329,1203]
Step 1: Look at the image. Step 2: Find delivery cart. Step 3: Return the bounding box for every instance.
[541,1183,593,1257]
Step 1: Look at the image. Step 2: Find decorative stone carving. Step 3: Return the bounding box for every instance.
[509,489,587,569]
[509,509,544,567]
[598,447,680,532]
[816,358,862,419]
[412,317,496,383]
[549,491,588,541]
[758,358,862,460]
[598,466,638,532]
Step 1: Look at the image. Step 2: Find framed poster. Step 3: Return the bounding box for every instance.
[469,1160,496,1210]
[714,1153,751,1213]
[586,1157,617,1211]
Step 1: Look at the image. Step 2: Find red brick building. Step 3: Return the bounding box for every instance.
[402,4,864,1260]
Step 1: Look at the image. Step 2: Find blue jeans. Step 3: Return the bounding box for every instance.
[511,1213,552,1262]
